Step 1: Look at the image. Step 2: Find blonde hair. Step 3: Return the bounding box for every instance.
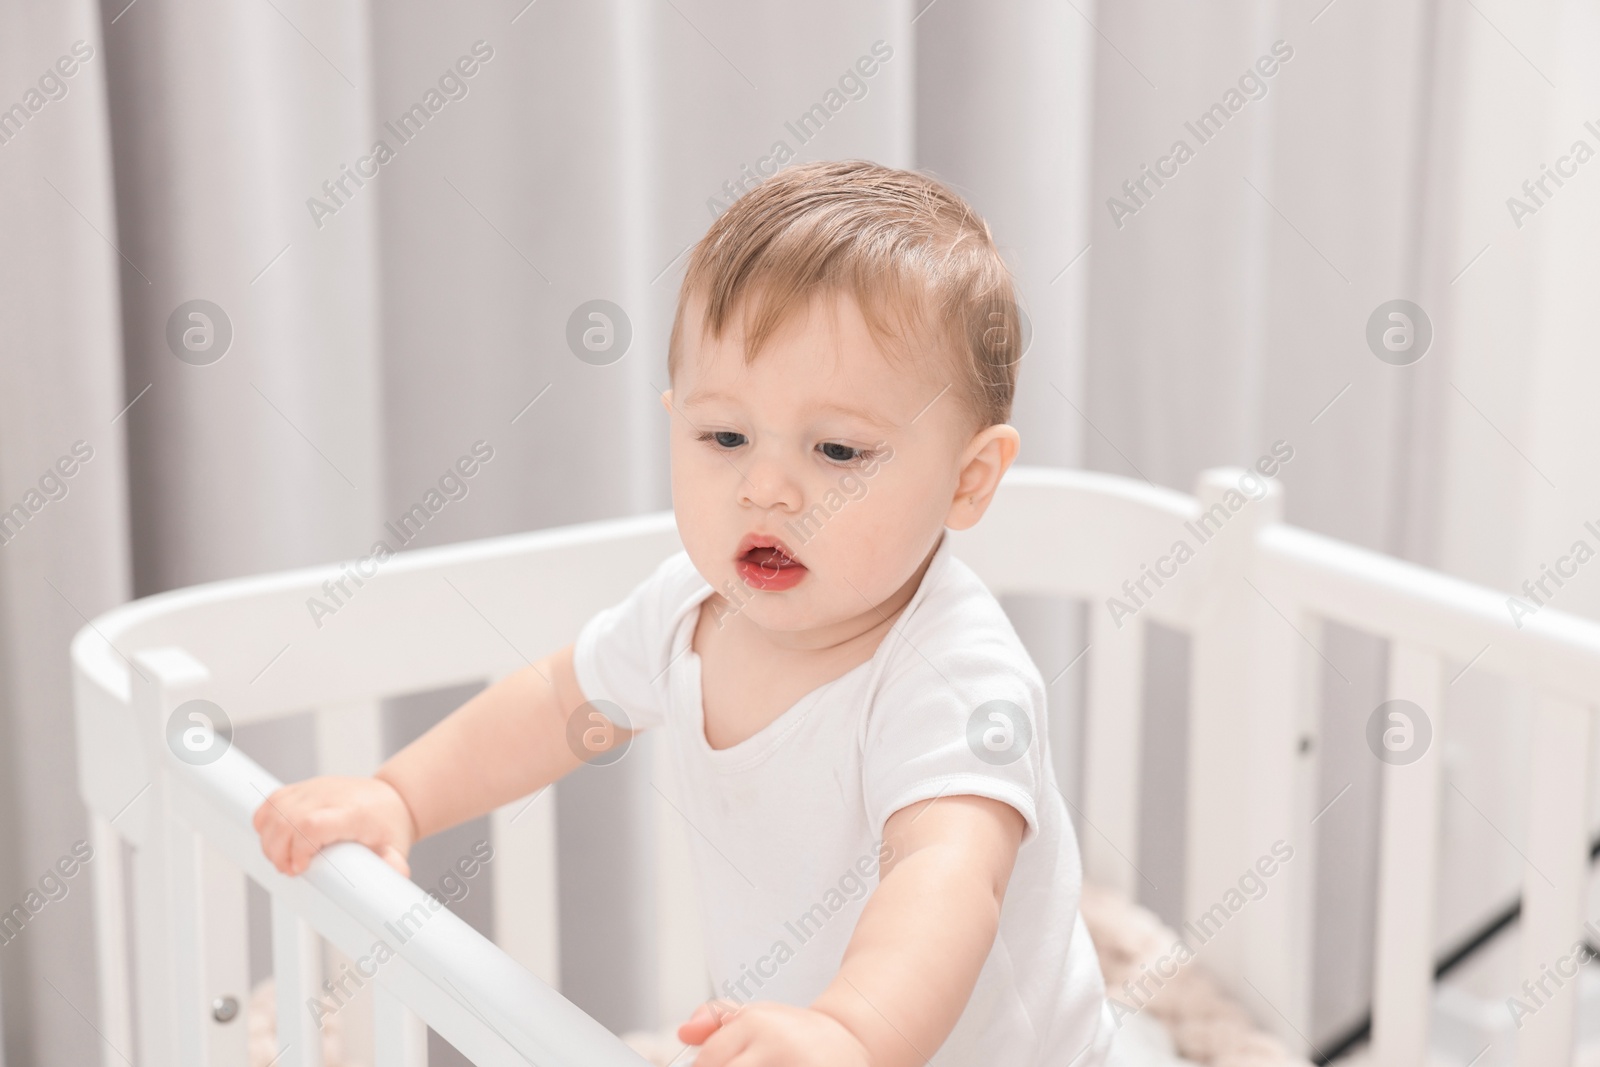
[667,159,1024,432]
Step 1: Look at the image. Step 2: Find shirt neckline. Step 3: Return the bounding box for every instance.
[671,531,953,767]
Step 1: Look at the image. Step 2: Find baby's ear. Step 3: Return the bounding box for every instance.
[946,424,1021,531]
[658,389,674,414]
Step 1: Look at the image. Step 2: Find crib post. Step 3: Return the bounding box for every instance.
[1184,468,1315,1040]
[273,896,326,1067]
[167,814,214,1065]
[127,646,214,1067]
[87,814,135,1067]
[1238,556,1320,1050]
[1370,643,1445,1066]
[374,981,428,1066]
[1513,692,1596,1067]
[201,839,251,1064]
[1082,613,1144,897]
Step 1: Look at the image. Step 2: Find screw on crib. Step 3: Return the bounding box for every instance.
[212,995,240,1023]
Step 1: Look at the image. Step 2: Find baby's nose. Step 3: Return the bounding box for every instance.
[735,457,803,512]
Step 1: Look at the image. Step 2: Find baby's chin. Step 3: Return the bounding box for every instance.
[727,572,905,634]
[733,595,866,637]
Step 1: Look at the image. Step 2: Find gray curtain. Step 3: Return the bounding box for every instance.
[0,4,129,1066]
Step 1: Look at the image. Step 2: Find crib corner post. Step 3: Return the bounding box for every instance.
[126,646,215,1067]
[86,813,134,1067]
[1185,468,1315,1043]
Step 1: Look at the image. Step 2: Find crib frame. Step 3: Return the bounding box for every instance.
[71,465,1600,1066]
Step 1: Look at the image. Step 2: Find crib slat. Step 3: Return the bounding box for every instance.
[652,730,712,1023]
[272,896,326,1067]
[167,817,209,1066]
[130,796,178,1067]
[315,698,383,1066]
[491,786,561,989]
[1082,611,1143,895]
[374,981,428,1067]
[315,698,384,777]
[1369,643,1444,1067]
[88,816,135,1067]
[202,839,250,1064]
[1514,692,1595,1067]
[1239,593,1319,1045]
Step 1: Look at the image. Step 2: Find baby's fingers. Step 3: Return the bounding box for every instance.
[283,808,353,876]
[677,999,740,1046]
[283,826,319,876]
[253,790,303,873]
[689,1020,754,1067]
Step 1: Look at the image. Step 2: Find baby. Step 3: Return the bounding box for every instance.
[253,159,1112,1066]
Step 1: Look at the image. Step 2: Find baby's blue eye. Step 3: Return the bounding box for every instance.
[701,431,746,449]
[818,442,861,463]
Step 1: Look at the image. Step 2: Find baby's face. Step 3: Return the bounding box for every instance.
[665,289,972,636]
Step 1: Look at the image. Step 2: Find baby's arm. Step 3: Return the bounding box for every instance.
[681,794,1024,1067]
[814,794,1025,1063]
[253,643,620,876]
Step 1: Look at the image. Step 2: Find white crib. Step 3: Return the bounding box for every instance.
[71,466,1600,1067]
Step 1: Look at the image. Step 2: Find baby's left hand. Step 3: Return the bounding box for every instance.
[677,998,872,1067]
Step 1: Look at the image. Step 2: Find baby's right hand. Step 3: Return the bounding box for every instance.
[252,775,417,879]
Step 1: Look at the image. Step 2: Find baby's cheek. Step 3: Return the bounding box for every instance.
[824,534,909,602]
[838,495,920,555]
[673,473,730,536]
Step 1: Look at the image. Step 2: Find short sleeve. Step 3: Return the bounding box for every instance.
[571,551,705,732]
[861,641,1046,847]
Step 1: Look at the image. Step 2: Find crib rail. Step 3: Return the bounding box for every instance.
[85,637,654,1067]
[170,740,650,1067]
[71,466,1600,1066]
[72,511,686,1067]
[955,468,1600,1065]
[1254,523,1600,1066]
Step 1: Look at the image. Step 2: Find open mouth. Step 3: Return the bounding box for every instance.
[735,536,808,591]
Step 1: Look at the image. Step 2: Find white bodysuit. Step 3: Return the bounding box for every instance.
[573,532,1113,1066]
